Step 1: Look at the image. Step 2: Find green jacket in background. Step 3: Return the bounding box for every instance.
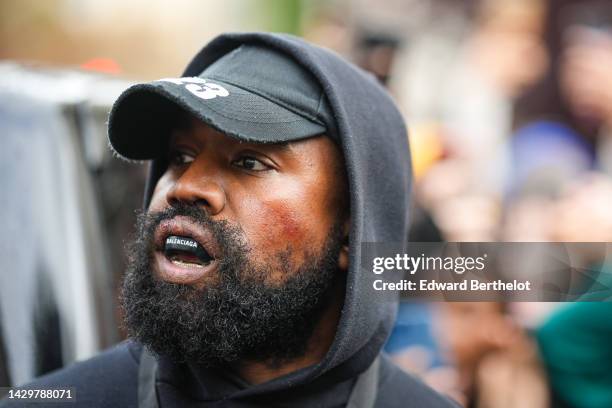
[537,303,612,408]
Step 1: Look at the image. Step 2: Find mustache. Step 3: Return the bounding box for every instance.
[146,202,215,230]
[137,202,246,258]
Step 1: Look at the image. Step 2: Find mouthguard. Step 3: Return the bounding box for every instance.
[164,235,213,264]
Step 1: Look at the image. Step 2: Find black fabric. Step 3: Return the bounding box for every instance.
[138,350,380,408]
[0,342,457,407]
[1,33,459,407]
[345,357,379,408]
[138,348,159,408]
[108,44,336,160]
[0,341,140,408]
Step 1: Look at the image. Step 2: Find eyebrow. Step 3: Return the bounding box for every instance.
[258,141,292,152]
[169,130,296,155]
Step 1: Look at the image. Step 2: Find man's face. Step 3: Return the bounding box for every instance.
[121,116,349,365]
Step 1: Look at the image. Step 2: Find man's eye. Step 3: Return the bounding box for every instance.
[233,156,269,171]
[169,151,195,166]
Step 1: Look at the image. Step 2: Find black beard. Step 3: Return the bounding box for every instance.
[120,203,344,367]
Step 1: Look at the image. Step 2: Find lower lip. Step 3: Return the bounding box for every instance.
[154,251,217,286]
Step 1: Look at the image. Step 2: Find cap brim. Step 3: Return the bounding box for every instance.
[108,78,326,160]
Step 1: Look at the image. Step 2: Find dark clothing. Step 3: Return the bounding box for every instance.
[2,33,458,407]
[1,341,456,407]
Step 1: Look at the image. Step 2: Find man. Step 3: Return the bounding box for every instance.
[1,33,457,407]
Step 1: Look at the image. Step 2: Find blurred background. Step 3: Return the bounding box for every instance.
[2,0,612,407]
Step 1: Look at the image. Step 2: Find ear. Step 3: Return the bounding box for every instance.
[337,217,351,271]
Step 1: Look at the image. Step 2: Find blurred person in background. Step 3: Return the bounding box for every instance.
[436,302,549,408]
[354,7,551,407]
[389,4,558,401]
[503,0,612,340]
[378,3,550,405]
[365,1,612,406]
[398,0,549,242]
[559,4,612,176]
[502,2,612,403]
[501,123,594,241]
[440,0,548,192]
[353,31,402,87]
[513,0,612,179]
[498,6,612,395]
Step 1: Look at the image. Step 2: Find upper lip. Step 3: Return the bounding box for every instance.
[153,216,220,260]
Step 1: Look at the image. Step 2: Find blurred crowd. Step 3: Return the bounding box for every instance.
[2,0,612,407]
[336,0,612,407]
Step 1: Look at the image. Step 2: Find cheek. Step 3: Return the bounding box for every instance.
[236,189,329,260]
[248,201,307,244]
[262,201,305,241]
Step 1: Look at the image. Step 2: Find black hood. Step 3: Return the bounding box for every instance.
[138,32,412,399]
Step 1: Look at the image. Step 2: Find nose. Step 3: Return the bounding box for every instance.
[165,160,226,216]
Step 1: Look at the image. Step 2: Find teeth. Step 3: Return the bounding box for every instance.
[170,256,205,268]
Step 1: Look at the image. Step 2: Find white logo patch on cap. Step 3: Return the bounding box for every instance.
[157,77,229,100]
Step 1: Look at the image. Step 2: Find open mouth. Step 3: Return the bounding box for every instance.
[163,235,214,268]
[153,217,221,285]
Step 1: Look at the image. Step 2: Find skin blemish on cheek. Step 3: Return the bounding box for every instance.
[263,201,304,241]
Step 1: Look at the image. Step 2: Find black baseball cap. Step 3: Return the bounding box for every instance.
[108,44,336,160]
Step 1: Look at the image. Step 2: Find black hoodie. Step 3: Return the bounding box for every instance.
[0,33,458,408]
